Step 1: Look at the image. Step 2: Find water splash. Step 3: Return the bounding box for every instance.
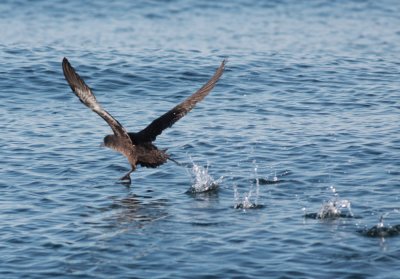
[317,186,353,219]
[305,186,354,219]
[359,210,400,238]
[234,184,257,209]
[234,162,262,210]
[187,160,222,193]
[254,163,260,205]
[378,214,386,228]
[316,199,353,219]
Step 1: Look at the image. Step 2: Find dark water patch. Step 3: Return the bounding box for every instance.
[304,212,361,220]
[358,225,400,238]
[234,203,265,210]
[253,178,282,185]
[186,185,219,195]
[189,221,223,227]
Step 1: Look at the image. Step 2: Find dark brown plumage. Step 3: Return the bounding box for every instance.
[62,57,226,184]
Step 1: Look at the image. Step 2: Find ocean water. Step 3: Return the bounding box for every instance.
[1,0,400,278]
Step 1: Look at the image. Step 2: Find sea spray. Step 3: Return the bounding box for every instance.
[316,186,353,219]
[358,210,400,237]
[305,186,354,219]
[234,162,262,210]
[188,160,222,193]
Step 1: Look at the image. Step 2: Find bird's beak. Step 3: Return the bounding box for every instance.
[100,142,105,148]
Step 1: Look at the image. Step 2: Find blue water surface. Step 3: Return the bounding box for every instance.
[1,0,400,278]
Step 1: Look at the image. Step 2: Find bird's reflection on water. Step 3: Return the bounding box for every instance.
[108,194,170,228]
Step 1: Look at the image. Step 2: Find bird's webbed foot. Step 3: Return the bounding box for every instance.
[119,171,132,186]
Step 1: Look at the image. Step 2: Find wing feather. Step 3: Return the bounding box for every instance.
[134,59,226,142]
[62,57,132,145]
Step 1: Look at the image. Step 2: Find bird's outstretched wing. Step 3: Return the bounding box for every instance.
[62,57,132,145]
[134,59,226,143]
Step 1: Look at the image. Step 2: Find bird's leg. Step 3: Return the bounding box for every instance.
[119,167,135,184]
[168,157,182,166]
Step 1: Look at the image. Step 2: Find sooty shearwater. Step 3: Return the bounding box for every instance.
[62,57,226,184]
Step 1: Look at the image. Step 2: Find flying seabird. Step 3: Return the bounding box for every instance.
[62,57,226,184]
